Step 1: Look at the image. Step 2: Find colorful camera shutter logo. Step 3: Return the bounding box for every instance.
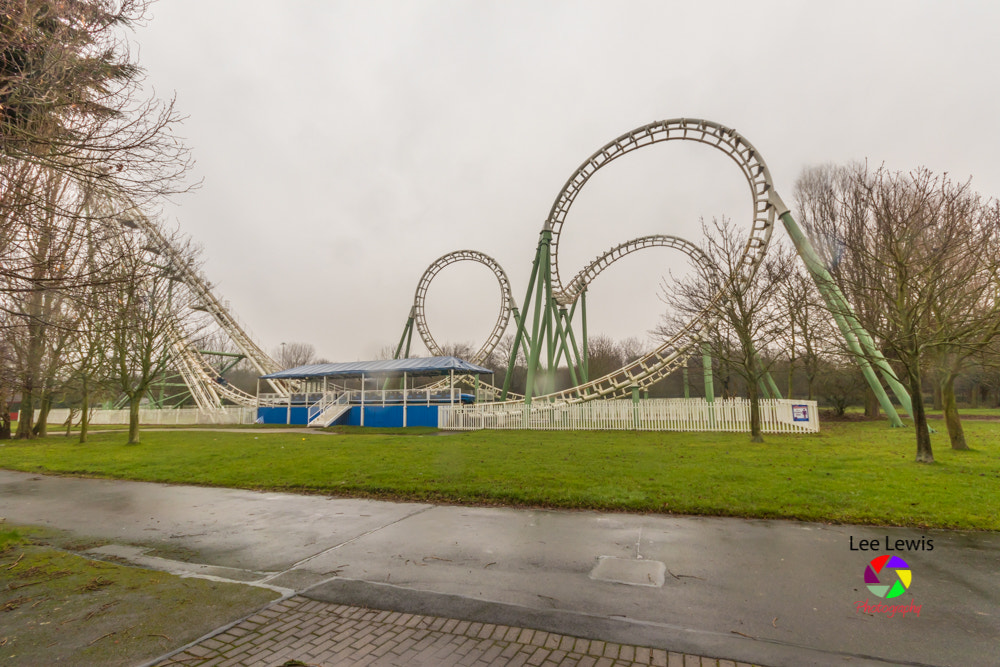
[864,555,912,599]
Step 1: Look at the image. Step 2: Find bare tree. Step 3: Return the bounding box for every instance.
[617,336,649,366]
[798,163,1000,460]
[584,334,623,381]
[493,334,525,395]
[0,319,15,439]
[0,0,192,220]
[5,169,88,437]
[97,221,198,444]
[2,1,193,436]
[657,218,794,442]
[819,360,867,417]
[274,342,317,369]
[774,254,833,400]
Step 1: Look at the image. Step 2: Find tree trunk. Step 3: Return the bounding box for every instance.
[32,391,51,437]
[16,394,34,439]
[932,377,943,411]
[63,408,76,437]
[941,373,968,450]
[747,381,764,443]
[0,400,10,440]
[79,376,89,444]
[907,365,934,463]
[864,387,881,418]
[127,396,141,444]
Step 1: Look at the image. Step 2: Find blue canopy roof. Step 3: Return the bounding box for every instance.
[261,356,494,380]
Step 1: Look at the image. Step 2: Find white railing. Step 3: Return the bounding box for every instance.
[307,391,351,426]
[36,407,257,426]
[439,398,819,433]
[260,388,466,407]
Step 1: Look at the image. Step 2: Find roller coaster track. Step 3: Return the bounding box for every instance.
[402,250,522,400]
[407,237,721,401]
[169,327,266,409]
[403,119,776,406]
[121,209,288,407]
[546,118,776,306]
[517,118,777,404]
[563,234,718,303]
[413,250,516,364]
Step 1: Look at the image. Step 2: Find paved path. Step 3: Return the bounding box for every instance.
[2,470,997,667]
[153,596,753,667]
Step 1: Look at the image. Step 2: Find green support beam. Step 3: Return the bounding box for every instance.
[778,210,909,427]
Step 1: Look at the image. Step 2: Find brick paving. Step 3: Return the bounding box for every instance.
[153,596,761,667]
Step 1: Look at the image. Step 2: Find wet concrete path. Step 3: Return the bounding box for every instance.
[1,470,997,667]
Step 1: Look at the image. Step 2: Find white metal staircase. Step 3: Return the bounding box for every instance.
[307,392,352,427]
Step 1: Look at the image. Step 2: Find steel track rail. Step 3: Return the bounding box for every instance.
[409,250,524,401]
[413,250,515,363]
[123,211,288,402]
[518,118,777,405]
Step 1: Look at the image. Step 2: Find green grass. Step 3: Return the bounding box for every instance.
[1,422,998,530]
[1,527,25,550]
[0,524,278,665]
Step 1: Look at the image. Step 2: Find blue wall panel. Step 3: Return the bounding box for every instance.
[258,405,439,427]
[257,406,308,424]
[341,406,438,427]
[405,406,439,427]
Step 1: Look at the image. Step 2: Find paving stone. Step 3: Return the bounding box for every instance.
[148,595,767,667]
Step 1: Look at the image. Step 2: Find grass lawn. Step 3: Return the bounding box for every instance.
[0,523,278,665]
[1,421,998,530]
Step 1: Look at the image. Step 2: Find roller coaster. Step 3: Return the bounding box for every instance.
[141,117,914,426]
[116,211,288,410]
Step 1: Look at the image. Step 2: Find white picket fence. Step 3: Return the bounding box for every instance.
[439,398,819,433]
[36,406,256,426]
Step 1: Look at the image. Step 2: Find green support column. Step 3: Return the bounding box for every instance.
[682,365,690,399]
[777,208,908,427]
[544,281,557,396]
[758,377,773,400]
[387,311,415,389]
[392,311,415,360]
[510,307,533,360]
[552,309,580,389]
[559,299,587,386]
[521,231,552,404]
[580,289,589,383]
[630,385,640,429]
[502,238,543,401]
[763,369,782,399]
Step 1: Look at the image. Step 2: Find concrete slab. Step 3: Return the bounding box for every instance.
[590,556,666,587]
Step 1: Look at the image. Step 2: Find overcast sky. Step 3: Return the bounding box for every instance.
[134,0,1000,363]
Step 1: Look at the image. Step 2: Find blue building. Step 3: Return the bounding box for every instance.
[255,356,493,428]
